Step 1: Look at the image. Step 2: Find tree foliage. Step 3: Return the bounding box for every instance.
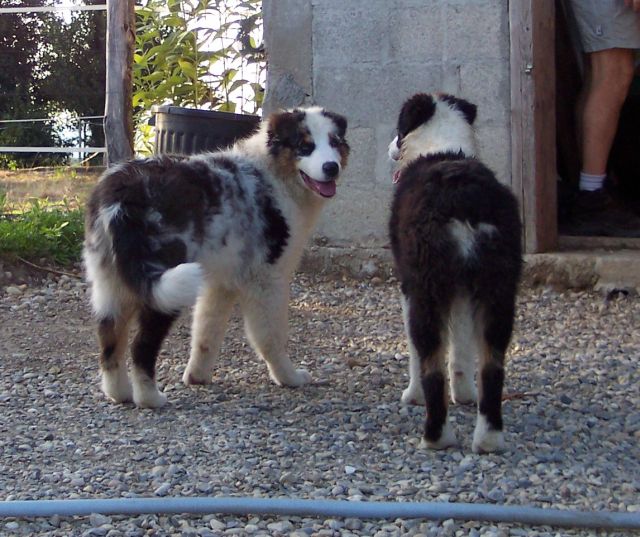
[0,0,106,167]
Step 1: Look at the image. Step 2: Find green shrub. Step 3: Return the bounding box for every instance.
[0,197,84,265]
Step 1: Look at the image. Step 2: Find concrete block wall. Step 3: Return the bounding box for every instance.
[263,0,511,248]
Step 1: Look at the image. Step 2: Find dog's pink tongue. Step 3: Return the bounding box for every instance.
[311,179,336,198]
[393,170,402,184]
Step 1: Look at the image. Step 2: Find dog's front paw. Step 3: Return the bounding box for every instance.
[272,368,312,387]
[472,415,505,453]
[101,369,133,404]
[133,381,168,409]
[182,366,212,386]
[401,383,425,405]
[419,422,458,450]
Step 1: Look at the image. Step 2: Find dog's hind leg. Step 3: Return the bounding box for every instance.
[89,266,135,403]
[130,306,177,408]
[241,279,311,387]
[400,293,425,405]
[448,295,478,405]
[472,298,515,453]
[408,295,457,450]
[183,285,237,385]
[97,310,134,403]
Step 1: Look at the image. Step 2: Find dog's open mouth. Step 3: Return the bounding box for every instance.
[393,169,402,184]
[300,171,336,198]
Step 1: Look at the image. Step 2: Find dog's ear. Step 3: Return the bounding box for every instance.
[398,93,437,138]
[267,110,305,150]
[322,110,347,138]
[439,94,477,125]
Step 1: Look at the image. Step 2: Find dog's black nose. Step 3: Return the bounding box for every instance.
[322,161,339,178]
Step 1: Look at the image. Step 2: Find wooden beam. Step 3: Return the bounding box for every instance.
[509,0,557,253]
[104,0,135,166]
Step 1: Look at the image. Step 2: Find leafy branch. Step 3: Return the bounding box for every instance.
[132,0,265,151]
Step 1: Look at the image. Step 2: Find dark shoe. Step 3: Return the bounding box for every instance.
[560,189,640,237]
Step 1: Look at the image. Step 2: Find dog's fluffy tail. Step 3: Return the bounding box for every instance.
[87,201,203,315]
[151,263,203,313]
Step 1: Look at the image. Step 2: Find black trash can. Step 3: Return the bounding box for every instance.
[152,106,260,155]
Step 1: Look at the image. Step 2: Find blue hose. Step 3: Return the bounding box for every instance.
[0,497,639,529]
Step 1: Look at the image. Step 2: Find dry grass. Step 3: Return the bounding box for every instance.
[0,166,101,211]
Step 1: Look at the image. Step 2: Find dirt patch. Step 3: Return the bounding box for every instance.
[0,257,83,288]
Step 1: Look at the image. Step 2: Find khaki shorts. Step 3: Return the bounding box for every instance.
[568,0,640,52]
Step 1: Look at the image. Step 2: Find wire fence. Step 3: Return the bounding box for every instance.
[0,3,107,159]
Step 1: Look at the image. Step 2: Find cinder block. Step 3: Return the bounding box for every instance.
[265,70,310,111]
[313,3,392,67]
[263,0,312,113]
[443,1,509,61]
[311,0,388,9]
[389,5,445,62]
[314,64,404,125]
[475,125,512,188]
[341,127,376,190]
[397,62,446,100]
[315,183,393,247]
[458,60,510,127]
[374,123,399,188]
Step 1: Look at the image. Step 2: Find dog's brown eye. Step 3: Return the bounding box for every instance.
[297,142,315,156]
[329,135,342,148]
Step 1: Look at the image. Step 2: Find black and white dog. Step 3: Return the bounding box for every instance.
[84,107,349,408]
[388,93,522,453]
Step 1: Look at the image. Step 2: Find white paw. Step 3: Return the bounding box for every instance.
[101,369,133,403]
[451,375,478,405]
[182,365,212,386]
[132,379,168,409]
[419,422,458,450]
[401,383,425,405]
[271,368,312,387]
[472,414,505,453]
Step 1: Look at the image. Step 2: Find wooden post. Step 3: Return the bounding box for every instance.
[104,0,135,166]
[509,0,557,253]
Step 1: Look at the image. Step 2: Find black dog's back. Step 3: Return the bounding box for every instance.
[390,152,522,298]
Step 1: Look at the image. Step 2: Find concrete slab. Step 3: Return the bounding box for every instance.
[300,246,640,292]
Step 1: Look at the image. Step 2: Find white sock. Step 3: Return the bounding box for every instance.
[579,172,605,192]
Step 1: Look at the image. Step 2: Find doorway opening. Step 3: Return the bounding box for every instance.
[555,3,640,246]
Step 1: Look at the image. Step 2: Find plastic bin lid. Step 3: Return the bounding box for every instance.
[151,105,260,123]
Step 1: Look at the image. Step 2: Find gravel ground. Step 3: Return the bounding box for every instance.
[0,272,639,537]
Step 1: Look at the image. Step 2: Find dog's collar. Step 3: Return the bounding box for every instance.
[392,150,473,184]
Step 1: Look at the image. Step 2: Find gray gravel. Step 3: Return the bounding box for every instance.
[0,272,639,536]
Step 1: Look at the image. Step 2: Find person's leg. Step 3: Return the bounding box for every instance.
[581,48,635,182]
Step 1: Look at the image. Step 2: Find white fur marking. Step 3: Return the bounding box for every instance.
[472,413,505,453]
[242,283,313,388]
[388,136,400,161]
[420,421,458,450]
[297,109,343,184]
[131,369,168,409]
[401,295,425,405]
[400,99,477,163]
[448,295,478,404]
[101,365,133,403]
[99,203,122,230]
[183,285,237,386]
[447,219,497,258]
[153,262,204,313]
